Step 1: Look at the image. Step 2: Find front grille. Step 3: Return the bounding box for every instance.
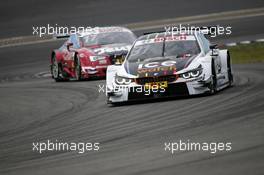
[136,75,177,85]
[128,83,189,100]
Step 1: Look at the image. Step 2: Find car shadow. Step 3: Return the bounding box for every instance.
[108,85,233,107]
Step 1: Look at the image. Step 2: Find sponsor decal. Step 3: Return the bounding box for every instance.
[137,61,177,76]
[138,60,177,69]
[138,65,176,74]
[93,46,130,55]
[135,35,196,46]
[144,81,168,90]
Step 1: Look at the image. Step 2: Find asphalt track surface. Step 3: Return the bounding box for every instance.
[0,1,264,175]
[1,0,264,38]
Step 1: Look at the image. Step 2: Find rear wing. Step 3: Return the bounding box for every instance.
[52,33,70,39]
[143,26,218,36]
[143,30,165,35]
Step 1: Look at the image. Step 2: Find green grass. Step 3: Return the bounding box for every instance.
[227,42,264,64]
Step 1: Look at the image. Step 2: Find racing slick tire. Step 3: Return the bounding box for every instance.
[209,60,217,95]
[227,53,234,87]
[51,56,63,82]
[74,55,82,81]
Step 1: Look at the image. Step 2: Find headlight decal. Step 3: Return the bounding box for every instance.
[190,70,200,77]
[180,65,203,79]
[115,75,133,85]
[182,72,191,79]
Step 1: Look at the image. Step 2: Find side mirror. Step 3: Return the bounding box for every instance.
[209,44,218,50]
[67,42,73,51]
[210,44,218,56]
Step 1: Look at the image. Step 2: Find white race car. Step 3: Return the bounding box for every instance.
[106,30,233,104]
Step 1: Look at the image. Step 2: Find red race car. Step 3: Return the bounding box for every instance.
[50,27,136,81]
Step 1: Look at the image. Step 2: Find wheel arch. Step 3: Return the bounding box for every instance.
[51,50,63,64]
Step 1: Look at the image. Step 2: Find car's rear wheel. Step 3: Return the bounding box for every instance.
[75,55,82,81]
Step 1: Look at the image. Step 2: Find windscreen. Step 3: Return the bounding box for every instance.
[127,34,200,62]
[82,32,136,46]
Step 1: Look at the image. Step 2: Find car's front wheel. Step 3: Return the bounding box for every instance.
[209,61,217,94]
[227,53,234,87]
[52,56,62,82]
[75,55,82,81]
